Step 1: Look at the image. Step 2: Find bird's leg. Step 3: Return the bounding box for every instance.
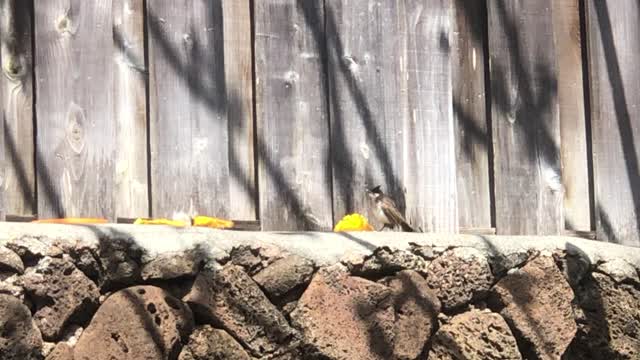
[378,223,390,231]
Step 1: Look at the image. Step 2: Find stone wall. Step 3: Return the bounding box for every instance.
[0,223,639,359]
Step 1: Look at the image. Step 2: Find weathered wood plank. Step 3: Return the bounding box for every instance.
[0,87,4,220]
[147,0,230,218]
[223,0,256,220]
[254,0,333,230]
[1,0,35,217]
[327,0,457,232]
[586,0,640,246]
[34,1,115,218]
[402,0,457,232]
[553,0,591,232]
[452,0,491,229]
[326,0,405,228]
[113,0,148,218]
[487,0,563,235]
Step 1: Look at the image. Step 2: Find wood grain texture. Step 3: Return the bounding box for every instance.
[34,1,115,218]
[586,0,640,246]
[327,0,457,232]
[402,0,457,232]
[326,0,405,228]
[254,0,333,230]
[553,0,590,232]
[147,0,230,218]
[451,0,491,228]
[113,0,148,218]
[488,0,563,235]
[0,87,4,220]
[1,0,35,216]
[223,0,256,220]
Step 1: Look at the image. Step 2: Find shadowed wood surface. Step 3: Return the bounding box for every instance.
[488,0,563,235]
[0,89,4,220]
[34,0,116,218]
[114,0,149,218]
[402,0,457,232]
[586,0,640,246]
[2,1,639,245]
[553,0,591,232]
[147,0,230,218]
[223,0,256,220]
[451,0,490,229]
[326,0,406,229]
[327,0,457,232]
[254,0,333,231]
[1,0,35,217]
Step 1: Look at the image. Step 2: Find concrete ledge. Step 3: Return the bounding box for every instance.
[0,222,638,270]
[1,222,639,359]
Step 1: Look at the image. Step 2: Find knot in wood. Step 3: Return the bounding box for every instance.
[183,34,193,47]
[2,56,26,81]
[56,16,69,33]
[65,103,86,154]
[343,55,358,72]
[284,70,299,88]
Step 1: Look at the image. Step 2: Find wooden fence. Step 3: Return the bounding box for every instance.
[0,0,639,246]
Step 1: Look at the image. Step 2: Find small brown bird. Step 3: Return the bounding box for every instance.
[366,186,416,232]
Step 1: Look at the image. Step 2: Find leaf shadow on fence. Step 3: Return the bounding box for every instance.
[458,1,616,356]
[332,0,621,356]
[4,117,67,218]
[3,117,36,213]
[590,0,640,243]
[303,1,406,217]
[145,0,331,230]
[0,0,36,217]
[149,0,624,358]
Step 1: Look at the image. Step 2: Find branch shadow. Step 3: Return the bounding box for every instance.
[2,116,36,213]
[477,235,615,358]
[146,0,324,230]
[352,269,441,359]
[561,243,612,359]
[590,0,640,242]
[490,0,560,168]
[453,0,636,246]
[0,0,36,217]
[335,232,377,251]
[312,1,405,217]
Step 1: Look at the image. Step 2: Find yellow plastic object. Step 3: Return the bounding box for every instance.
[32,218,108,225]
[193,215,234,229]
[333,213,374,232]
[133,218,188,227]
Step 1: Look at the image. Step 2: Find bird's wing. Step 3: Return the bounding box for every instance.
[380,197,406,224]
[380,196,416,231]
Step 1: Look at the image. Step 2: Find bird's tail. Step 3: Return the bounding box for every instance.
[400,220,416,232]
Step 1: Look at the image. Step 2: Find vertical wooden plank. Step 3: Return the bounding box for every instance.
[113,0,148,218]
[223,0,256,220]
[587,0,640,246]
[553,0,591,232]
[403,0,457,232]
[327,0,457,232]
[451,0,491,229]
[326,0,405,228]
[487,0,563,235]
[1,0,35,217]
[254,0,332,230]
[0,82,4,220]
[147,0,229,218]
[34,1,115,218]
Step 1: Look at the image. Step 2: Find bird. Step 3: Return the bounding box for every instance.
[365,185,416,232]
